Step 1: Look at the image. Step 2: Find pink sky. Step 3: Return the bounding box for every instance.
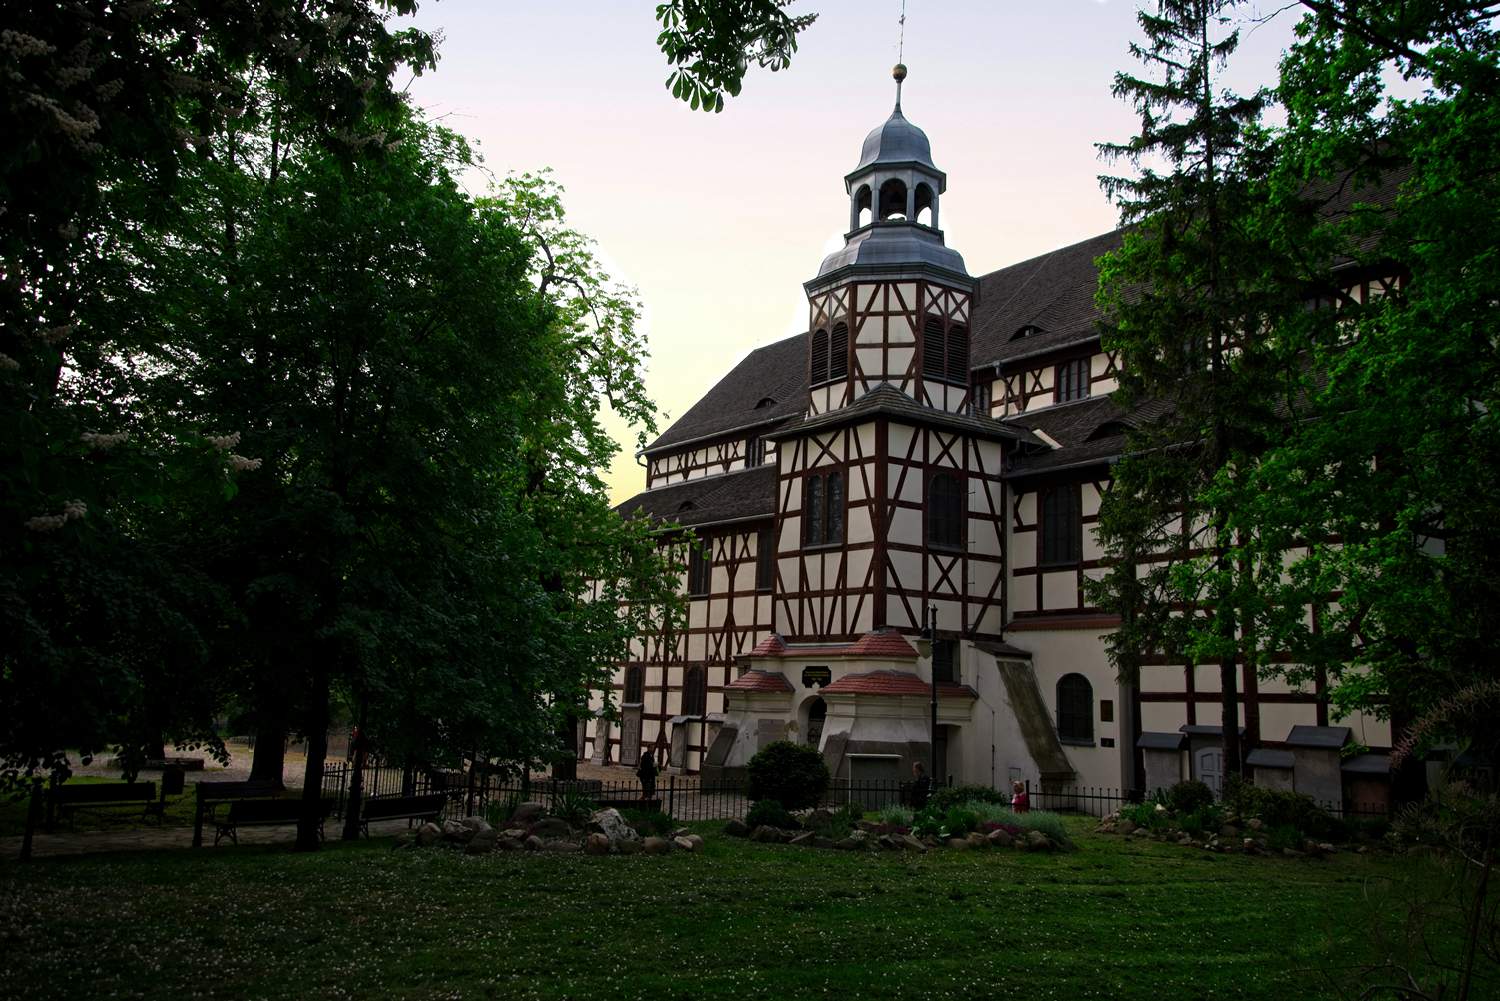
[399,1,1306,502]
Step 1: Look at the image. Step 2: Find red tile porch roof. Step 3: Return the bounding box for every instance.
[747,629,919,660]
[724,669,794,693]
[821,670,977,699]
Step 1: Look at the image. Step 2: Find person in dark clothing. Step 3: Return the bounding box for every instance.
[637,751,659,802]
[910,760,932,810]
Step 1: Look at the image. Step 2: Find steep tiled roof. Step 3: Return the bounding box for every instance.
[725,670,794,693]
[822,670,977,699]
[615,466,776,529]
[970,229,1124,371]
[645,334,808,453]
[768,383,1042,445]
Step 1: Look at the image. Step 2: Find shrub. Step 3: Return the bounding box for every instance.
[929,784,1009,813]
[943,807,980,836]
[745,799,798,830]
[1166,780,1215,815]
[1224,779,1342,840]
[620,807,675,837]
[1178,804,1223,838]
[877,804,914,828]
[1266,823,1302,852]
[552,786,597,826]
[911,806,945,839]
[746,741,829,810]
[1015,809,1073,848]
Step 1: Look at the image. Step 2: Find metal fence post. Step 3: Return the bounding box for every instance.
[668,774,676,819]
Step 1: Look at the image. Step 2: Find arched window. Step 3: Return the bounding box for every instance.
[1056,674,1094,743]
[928,473,963,548]
[946,323,968,382]
[624,665,644,705]
[922,315,945,379]
[878,178,907,220]
[855,184,872,227]
[829,322,848,380]
[805,697,828,747]
[803,470,844,546]
[683,666,708,717]
[810,328,829,384]
[914,182,935,226]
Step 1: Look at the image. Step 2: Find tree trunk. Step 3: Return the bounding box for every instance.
[295,670,329,851]
[250,725,287,786]
[340,694,369,841]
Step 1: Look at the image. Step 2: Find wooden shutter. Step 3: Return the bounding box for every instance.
[922,316,945,379]
[810,329,829,384]
[946,324,968,382]
[829,322,848,379]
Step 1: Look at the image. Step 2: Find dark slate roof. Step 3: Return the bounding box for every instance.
[1137,731,1187,751]
[970,229,1124,371]
[1341,752,1393,775]
[645,334,808,454]
[615,466,776,529]
[1285,725,1352,749]
[974,639,1033,660]
[1000,396,1175,477]
[767,383,1042,445]
[1180,724,1247,736]
[1247,748,1296,769]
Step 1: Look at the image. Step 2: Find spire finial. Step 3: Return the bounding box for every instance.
[893,0,908,112]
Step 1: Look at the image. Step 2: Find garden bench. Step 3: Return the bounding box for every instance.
[358,793,446,835]
[44,782,159,831]
[212,797,333,846]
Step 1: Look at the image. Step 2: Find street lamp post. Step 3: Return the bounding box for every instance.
[917,605,938,786]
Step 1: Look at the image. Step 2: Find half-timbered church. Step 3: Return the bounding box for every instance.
[586,68,1394,806]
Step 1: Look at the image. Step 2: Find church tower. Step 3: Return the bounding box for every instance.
[804,65,977,417]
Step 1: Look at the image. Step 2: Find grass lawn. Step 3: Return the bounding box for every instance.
[3,817,1400,1001]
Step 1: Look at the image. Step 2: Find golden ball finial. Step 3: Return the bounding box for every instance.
[893,63,908,82]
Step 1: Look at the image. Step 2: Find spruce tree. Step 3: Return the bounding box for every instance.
[1092,0,1301,783]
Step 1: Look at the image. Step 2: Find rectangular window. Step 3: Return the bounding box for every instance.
[1055,357,1090,403]
[932,639,958,684]
[971,382,991,417]
[687,544,710,596]
[804,471,844,546]
[1100,699,1114,723]
[756,527,774,591]
[746,436,765,468]
[805,476,824,545]
[1039,484,1082,566]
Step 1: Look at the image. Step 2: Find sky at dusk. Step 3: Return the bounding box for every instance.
[397,1,1309,502]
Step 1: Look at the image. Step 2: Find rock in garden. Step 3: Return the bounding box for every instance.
[1024,830,1051,851]
[750,825,785,844]
[524,835,544,852]
[965,832,988,849]
[684,834,704,850]
[672,827,690,838]
[529,817,571,839]
[834,836,862,851]
[1219,824,1239,839]
[986,829,1013,848]
[849,830,869,846]
[465,829,498,855]
[503,828,527,840]
[805,808,833,829]
[617,838,643,855]
[643,836,671,855]
[947,838,969,851]
[496,836,523,852]
[416,822,442,847]
[392,831,418,849]
[1118,819,1137,835]
[790,831,817,846]
[1246,818,1264,832]
[723,818,750,837]
[672,835,697,852]
[1282,847,1303,858]
[442,819,471,843]
[900,834,928,852]
[876,834,900,850]
[588,808,638,845]
[1317,843,1337,854]
[510,802,546,826]
[585,833,612,856]
[544,839,581,853]
[461,816,492,837]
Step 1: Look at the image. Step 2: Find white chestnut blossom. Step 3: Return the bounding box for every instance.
[227,454,262,473]
[206,432,241,451]
[80,431,129,449]
[0,353,17,371]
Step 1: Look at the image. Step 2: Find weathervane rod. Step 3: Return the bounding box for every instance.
[894,0,908,111]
